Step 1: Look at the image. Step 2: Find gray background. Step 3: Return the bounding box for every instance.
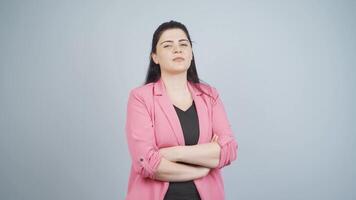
[1,0,355,199]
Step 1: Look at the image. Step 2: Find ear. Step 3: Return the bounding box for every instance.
[151,53,159,64]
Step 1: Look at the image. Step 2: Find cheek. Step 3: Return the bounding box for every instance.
[159,56,171,65]
[157,51,170,61]
[187,51,193,60]
[185,47,192,55]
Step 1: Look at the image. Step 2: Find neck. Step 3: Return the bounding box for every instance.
[160,72,188,93]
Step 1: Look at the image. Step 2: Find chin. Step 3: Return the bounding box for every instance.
[175,63,190,69]
[167,67,189,75]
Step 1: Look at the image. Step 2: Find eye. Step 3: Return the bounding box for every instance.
[180,43,188,46]
[163,45,172,48]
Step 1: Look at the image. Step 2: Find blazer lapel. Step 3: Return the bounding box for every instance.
[154,77,206,145]
[188,83,208,145]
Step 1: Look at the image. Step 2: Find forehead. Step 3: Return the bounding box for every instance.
[158,28,188,42]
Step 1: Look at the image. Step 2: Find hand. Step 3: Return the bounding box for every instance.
[198,166,211,177]
[159,146,180,162]
[211,134,219,143]
[211,134,221,153]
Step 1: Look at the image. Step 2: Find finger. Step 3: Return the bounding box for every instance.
[212,135,218,142]
[211,135,216,142]
[214,135,219,142]
[211,136,215,142]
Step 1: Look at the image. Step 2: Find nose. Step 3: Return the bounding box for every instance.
[173,44,182,53]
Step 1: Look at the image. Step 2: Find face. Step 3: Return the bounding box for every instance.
[152,28,193,75]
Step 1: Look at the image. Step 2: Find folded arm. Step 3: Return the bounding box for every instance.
[209,87,238,169]
[154,157,210,182]
[159,87,238,169]
[125,89,211,181]
[159,135,221,168]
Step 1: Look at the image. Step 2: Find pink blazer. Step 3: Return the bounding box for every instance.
[125,77,238,200]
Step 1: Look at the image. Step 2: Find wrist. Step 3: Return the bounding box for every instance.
[174,146,184,162]
[159,146,184,162]
[195,166,210,178]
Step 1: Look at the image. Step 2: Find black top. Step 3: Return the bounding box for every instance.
[163,101,201,200]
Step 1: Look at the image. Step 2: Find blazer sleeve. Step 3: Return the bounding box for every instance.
[210,86,238,169]
[125,89,162,179]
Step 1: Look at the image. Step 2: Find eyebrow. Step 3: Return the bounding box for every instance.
[159,39,189,45]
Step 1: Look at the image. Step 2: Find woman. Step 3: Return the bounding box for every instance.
[125,20,238,200]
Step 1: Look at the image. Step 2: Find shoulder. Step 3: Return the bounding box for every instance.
[193,82,219,100]
[128,82,155,102]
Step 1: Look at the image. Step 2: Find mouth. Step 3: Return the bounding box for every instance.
[173,57,185,62]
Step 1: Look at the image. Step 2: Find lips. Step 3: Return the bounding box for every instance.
[173,57,185,62]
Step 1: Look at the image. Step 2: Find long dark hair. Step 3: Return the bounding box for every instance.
[144,20,212,97]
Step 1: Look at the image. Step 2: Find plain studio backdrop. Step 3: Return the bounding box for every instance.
[0,0,355,199]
